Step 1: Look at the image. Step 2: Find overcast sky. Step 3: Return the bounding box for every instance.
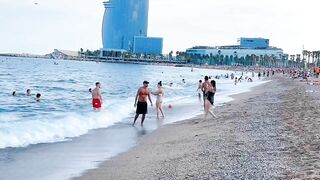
[0,0,319,55]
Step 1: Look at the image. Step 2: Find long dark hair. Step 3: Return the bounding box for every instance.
[211,80,216,88]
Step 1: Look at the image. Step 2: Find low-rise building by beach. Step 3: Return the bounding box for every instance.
[48,49,79,59]
[186,38,288,67]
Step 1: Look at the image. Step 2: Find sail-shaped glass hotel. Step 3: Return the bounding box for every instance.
[101,0,163,56]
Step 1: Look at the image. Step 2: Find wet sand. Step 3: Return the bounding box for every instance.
[76,76,320,179]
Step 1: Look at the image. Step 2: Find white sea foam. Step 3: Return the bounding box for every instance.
[0,58,268,149]
[0,79,267,149]
[0,100,133,149]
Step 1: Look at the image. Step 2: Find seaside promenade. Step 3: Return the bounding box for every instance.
[76,76,320,179]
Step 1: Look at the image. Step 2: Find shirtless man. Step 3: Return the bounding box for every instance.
[133,81,153,126]
[201,76,210,108]
[92,82,102,110]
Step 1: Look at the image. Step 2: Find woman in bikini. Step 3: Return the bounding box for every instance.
[204,80,217,120]
[152,81,165,119]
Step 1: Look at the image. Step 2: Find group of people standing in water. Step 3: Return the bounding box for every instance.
[91,75,218,126]
[91,80,165,127]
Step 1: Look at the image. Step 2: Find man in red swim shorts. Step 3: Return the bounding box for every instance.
[92,82,103,110]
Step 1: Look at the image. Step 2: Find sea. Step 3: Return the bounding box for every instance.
[0,57,266,180]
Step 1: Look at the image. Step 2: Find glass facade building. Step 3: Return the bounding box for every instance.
[102,0,149,51]
[133,36,163,55]
[238,38,269,49]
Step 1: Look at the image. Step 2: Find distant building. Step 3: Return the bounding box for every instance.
[187,38,283,59]
[101,0,163,56]
[133,36,163,55]
[238,37,269,49]
[48,49,79,59]
[186,38,288,66]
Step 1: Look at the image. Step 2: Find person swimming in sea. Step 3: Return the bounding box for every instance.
[204,80,217,120]
[92,82,103,111]
[151,81,165,119]
[26,89,31,96]
[36,93,41,102]
[133,81,153,126]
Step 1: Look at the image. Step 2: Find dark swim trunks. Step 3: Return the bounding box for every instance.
[136,101,148,114]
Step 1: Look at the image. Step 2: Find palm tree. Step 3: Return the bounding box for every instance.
[259,55,264,67]
[224,55,230,65]
[233,51,238,65]
[209,53,213,65]
[79,48,84,57]
[307,51,311,64]
[316,51,320,67]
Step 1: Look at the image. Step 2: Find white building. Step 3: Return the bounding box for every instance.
[186,38,284,60]
[186,46,284,59]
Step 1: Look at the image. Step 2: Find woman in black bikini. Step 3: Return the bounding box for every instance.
[204,80,217,120]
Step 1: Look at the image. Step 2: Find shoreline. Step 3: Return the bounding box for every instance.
[0,55,268,72]
[74,78,274,179]
[76,76,320,179]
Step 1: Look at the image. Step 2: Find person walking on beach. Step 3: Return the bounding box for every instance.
[133,81,153,126]
[197,80,202,100]
[151,81,165,119]
[258,72,261,80]
[204,80,217,120]
[92,82,103,111]
[201,76,210,108]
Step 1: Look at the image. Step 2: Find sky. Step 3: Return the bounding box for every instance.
[0,0,319,55]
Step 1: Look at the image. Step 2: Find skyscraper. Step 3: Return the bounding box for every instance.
[101,0,163,56]
[102,0,149,51]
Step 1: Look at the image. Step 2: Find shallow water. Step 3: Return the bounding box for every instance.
[0,57,266,179]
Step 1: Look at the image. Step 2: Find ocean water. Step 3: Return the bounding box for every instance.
[0,57,266,179]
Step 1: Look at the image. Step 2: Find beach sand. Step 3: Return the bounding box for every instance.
[76,76,320,180]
